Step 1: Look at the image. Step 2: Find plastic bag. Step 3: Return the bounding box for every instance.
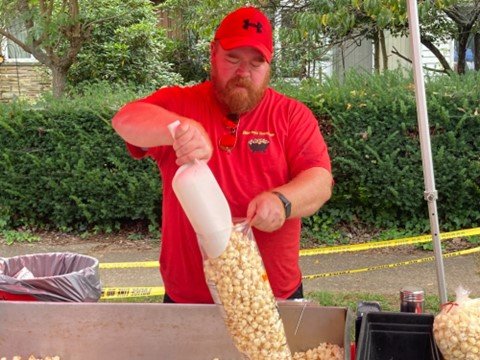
[203,221,292,360]
[433,286,480,359]
[0,252,102,302]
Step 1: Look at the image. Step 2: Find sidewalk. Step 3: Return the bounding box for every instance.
[2,236,479,299]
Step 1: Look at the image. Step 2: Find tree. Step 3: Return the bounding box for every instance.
[256,0,411,74]
[439,1,480,73]
[290,0,480,75]
[158,0,480,79]
[68,0,182,89]
[0,0,181,97]
[0,0,94,97]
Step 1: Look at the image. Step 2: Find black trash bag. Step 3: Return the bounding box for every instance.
[0,252,102,302]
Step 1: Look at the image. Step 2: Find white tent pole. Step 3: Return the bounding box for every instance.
[406,0,447,304]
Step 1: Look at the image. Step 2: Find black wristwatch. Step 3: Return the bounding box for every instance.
[272,191,291,218]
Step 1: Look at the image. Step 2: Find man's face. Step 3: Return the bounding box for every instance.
[211,43,270,114]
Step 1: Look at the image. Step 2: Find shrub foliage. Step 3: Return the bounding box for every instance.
[0,72,479,235]
[0,85,160,232]
[67,0,182,90]
[279,71,480,232]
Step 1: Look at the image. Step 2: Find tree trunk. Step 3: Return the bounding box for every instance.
[379,30,388,71]
[475,32,480,71]
[420,36,452,73]
[51,66,68,98]
[301,58,307,78]
[456,31,470,74]
[373,30,380,73]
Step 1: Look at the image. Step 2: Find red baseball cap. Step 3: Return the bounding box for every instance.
[214,7,273,63]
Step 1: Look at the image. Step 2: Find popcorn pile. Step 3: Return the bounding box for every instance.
[212,341,344,360]
[292,343,344,360]
[204,228,292,360]
[433,286,480,359]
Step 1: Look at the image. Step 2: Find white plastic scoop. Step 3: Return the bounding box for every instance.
[168,121,232,258]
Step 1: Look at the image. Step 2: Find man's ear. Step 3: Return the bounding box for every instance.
[210,41,217,56]
[210,41,218,64]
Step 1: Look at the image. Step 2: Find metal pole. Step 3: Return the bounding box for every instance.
[406,0,447,304]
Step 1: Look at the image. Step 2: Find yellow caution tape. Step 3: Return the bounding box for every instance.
[299,227,480,256]
[99,246,480,299]
[98,227,480,269]
[101,286,165,299]
[302,245,480,280]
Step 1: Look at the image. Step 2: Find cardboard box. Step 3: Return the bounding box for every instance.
[0,301,352,359]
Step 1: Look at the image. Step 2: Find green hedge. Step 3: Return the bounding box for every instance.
[277,70,480,232]
[0,73,479,235]
[0,85,160,232]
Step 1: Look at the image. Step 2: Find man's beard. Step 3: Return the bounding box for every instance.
[211,68,270,114]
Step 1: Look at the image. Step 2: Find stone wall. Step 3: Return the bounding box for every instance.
[0,63,51,103]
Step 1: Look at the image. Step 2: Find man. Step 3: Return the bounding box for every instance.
[112,6,333,303]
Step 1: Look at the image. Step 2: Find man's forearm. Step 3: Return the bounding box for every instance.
[273,167,333,219]
[111,102,181,147]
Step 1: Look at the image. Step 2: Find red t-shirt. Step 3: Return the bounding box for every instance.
[125,81,331,303]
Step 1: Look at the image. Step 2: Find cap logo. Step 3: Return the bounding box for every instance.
[243,19,263,33]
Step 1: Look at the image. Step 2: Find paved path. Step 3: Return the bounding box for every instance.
[2,239,479,299]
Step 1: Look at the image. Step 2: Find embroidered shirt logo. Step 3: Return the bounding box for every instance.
[243,19,263,33]
[248,138,270,152]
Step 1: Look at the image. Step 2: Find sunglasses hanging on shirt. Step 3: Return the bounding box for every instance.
[218,113,240,152]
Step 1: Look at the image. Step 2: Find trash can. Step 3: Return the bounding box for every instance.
[0,252,102,302]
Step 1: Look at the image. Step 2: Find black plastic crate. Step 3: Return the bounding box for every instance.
[356,312,442,360]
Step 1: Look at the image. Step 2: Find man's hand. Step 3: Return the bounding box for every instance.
[246,192,286,232]
[171,121,213,166]
[245,167,333,232]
